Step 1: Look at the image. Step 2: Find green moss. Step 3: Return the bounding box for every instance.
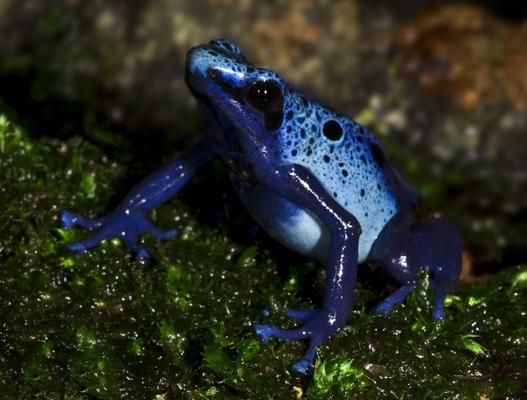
[0,114,526,399]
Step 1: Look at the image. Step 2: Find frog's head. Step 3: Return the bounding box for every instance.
[185,40,287,142]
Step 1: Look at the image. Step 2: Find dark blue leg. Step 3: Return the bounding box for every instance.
[61,139,214,257]
[369,213,418,315]
[253,164,361,374]
[370,214,461,320]
[410,219,461,320]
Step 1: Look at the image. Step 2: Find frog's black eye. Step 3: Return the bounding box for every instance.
[246,80,282,111]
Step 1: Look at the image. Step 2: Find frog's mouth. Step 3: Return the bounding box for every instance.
[184,53,219,124]
[186,74,241,138]
[183,66,202,97]
[188,84,221,125]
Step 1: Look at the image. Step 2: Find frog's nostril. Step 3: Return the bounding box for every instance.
[207,68,219,80]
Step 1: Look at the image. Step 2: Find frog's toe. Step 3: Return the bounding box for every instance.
[253,324,276,343]
[150,227,179,241]
[432,308,445,321]
[286,308,317,322]
[371,300,395,315]
[65,229,112,253]
[289,358,313,375]
[60,210,78,228]
[136,246,151,260]
[254,324,308,342]
[121,231,150,256]
[261,305,272,317]
[65,241,89,253]
[61,210,103,229]
[256,323,312,341]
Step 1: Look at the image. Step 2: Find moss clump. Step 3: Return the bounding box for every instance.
[308,266,527,399]
[0,114,526,399]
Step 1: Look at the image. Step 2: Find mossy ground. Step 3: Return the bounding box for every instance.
[0,114,526,399]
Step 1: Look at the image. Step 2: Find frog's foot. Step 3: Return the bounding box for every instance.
[60,210,179,258]
[371,279,452,320]
[371,282,416,315]
[372,279,452,321]
[254,308,341,374]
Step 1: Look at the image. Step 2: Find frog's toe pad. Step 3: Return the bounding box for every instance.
[286,308,317,322]
[60,211,79,228]
[253,324,276,343]
[60,210,103,229]
[151,227,179,241]
[64,229,114,254]
[432,306,445,321]
[65,242,88,253]
[371,302,392,315]
[290,359,313,375]
[136,246,151,260]
[261,306,272,317]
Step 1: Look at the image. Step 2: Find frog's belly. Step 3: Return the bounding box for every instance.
[238,185,371,263]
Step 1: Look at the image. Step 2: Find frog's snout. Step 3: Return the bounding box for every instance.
[185,46,204,78]
[185,39,245,80]
[185,45,223,83]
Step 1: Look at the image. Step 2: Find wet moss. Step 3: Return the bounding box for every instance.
[309,266,527,399]
[0,114,526,399]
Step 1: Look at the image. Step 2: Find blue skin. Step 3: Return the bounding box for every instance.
[61,40,462,374]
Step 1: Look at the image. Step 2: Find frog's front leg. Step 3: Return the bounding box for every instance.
[61,139,214,258]
[254,164,361,374]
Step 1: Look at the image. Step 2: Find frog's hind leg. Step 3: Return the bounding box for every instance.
[370,215,462,320]
[411,219,462,320]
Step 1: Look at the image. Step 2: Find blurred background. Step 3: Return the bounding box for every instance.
[0,0,526,276]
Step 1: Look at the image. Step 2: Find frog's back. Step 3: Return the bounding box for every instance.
[275,91,417,261]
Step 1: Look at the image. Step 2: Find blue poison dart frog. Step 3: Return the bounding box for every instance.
[61,40,462,374]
